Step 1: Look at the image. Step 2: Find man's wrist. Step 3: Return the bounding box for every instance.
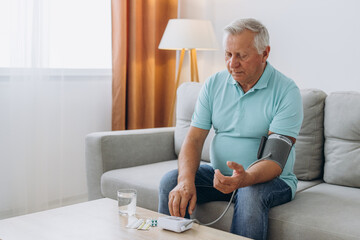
[241,170,257,187]
[178,174,195,184]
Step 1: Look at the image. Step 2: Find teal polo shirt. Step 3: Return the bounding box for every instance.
[191,63,303,199]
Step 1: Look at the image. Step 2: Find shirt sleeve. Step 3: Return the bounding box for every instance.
[269,86,304,138]
[190,80,212,130]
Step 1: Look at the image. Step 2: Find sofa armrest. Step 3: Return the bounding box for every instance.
[85,127,176,200]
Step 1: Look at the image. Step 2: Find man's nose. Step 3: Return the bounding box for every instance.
[229,56,240,68]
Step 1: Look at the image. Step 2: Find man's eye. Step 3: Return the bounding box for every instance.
[225,52,231,58]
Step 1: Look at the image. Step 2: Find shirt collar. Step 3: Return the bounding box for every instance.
[253,62,273,90]
[227,62,273,91]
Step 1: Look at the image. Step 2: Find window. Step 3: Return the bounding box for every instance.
[0,0,111,69]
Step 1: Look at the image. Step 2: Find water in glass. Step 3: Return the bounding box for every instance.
[117,189,137,216]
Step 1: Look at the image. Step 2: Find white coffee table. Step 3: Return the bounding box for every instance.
[0,198,250,240]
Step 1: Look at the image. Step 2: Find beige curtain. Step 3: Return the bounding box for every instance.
[111,0,178,130]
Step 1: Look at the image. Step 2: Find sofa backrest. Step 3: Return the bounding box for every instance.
[324,92,360,188]
[174,82,214,162]
[294,89,327,180]
[174,82,328,181]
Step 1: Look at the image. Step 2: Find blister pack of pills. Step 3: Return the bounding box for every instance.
[126,217,157,230]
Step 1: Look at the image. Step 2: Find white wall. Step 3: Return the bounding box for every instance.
[179,0,360,94]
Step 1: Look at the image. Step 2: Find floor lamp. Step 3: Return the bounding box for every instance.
[159,19,218,126]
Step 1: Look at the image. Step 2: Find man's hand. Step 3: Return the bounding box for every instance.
[213,161,251,194]
[168,181,197,217]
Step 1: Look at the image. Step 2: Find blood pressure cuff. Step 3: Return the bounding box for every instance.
[254,133,294,170]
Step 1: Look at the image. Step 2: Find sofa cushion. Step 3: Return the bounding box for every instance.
[296,179,323,193]
[268,183,360,240]
[101,160,209,212]
[175,82,214,162]
[101,160,179,212]
[294,89,327,180]
[324,91,360,187]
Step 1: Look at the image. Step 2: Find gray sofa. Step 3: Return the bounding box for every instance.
[86,82,360,240]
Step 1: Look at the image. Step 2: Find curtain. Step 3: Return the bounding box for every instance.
[112,0,178,130]
[0,0,112,219]
[0,0,59,219]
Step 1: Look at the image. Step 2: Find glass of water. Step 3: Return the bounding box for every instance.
[117,189,137,216]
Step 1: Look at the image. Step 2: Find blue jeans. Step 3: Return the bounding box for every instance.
[158,164,292,240]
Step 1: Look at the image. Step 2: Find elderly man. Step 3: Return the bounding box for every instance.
[158,18,303,240]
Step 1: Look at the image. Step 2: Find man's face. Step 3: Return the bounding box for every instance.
[224,30,269,87]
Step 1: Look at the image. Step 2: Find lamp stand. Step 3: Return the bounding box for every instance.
[168,49,185,126]
[168,48,200,126]
[190,49,199,83]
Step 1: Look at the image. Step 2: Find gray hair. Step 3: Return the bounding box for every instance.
[223,18,269,54]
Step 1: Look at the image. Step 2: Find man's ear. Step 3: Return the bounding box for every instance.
[262,46,270,63]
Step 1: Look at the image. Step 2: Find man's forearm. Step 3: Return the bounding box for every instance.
[245,160,282,186]
[177,127,209,183]
[177,145,201,183]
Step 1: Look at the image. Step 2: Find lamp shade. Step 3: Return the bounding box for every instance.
[158,19,218,50]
